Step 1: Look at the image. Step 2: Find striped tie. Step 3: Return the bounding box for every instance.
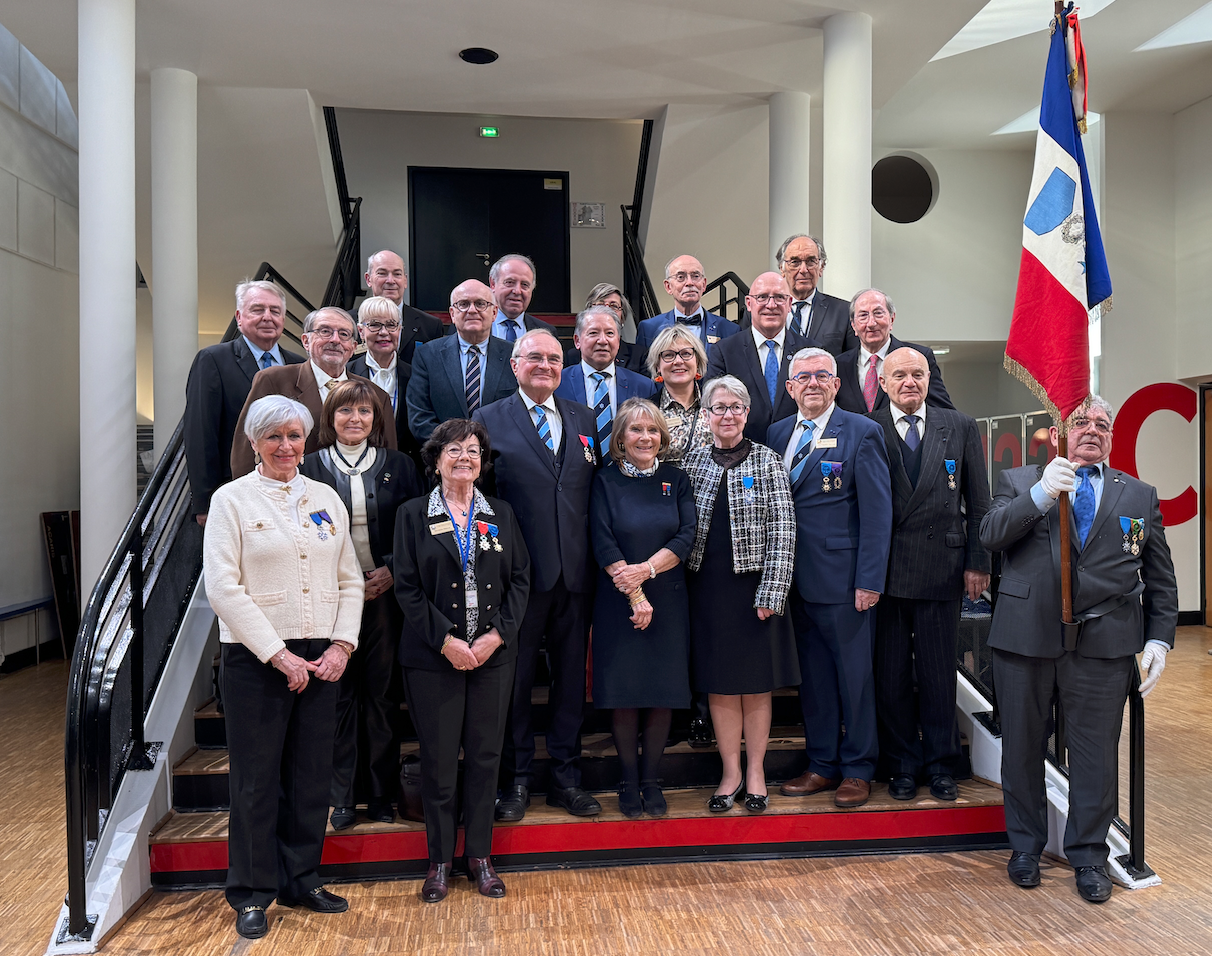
[535,405,555,451]
[465,345,482,413]
[788,420,816,485]
[590,371,612,450]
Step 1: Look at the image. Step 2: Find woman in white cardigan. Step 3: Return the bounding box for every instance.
[204,394,364,941]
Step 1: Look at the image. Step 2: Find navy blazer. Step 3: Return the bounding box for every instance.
[554,364,659,412]
[395,303,446,364]
[740,290,859,357]
[704,328,820,443]
[406,334,517,444]
[768,406,892,604]
[834,336,954,415]
[635,309,740,364]
[473,393,599,595]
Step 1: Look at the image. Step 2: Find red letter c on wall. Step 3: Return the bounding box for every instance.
[1109,382,1197,527]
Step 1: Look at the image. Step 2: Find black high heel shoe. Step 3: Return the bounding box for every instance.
[708,777,745,813]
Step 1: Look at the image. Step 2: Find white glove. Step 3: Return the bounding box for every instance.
[1139,640,1169,698]
[1040,456,1076,499]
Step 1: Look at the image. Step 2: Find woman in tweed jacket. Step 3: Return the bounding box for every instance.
[682,375,798,813]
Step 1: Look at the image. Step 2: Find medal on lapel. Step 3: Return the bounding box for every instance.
[742,474,755,505]
[477,520,491,551]
[945,459,957,490]
[661,481,671,497]
[821,461,836,493]
[1120,516,1144,555]
[489,523,503,552]
[309,510,336,540]
[580,434,595,464]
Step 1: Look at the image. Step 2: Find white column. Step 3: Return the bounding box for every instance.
[78,0,137,592]
[822,11,872,297]
[151,68,198,464]
[768,92,811,268]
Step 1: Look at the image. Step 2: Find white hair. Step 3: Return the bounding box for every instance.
[789,347,837,376]
[701,375,751,409]
[243,395,314,443]
[574,304,622,337]
[235,279,286,313]
[511,327,562,360]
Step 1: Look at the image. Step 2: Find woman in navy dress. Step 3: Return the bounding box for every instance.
[590,398,696,818]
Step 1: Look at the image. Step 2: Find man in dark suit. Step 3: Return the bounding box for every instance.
[230,307,396,477]
[775,234,857,357]
[980,396,1177,903]
[834,288,954,415]
[705,272,820,443]
[349,294,418,463]
[474,328,602,821]
[488,254,557,343]
[634,254,740,362]
[870,348,991,802]
[363,249,445,363]
[185,280,305,524]
[406,280,518,444]
[555,305,658,452]
[769,347,892,809]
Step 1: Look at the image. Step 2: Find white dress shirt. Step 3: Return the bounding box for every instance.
[752,326,787,368]
[782,402,836,471]
[581,360,618,415]
[363,350,398,410]
[856,339,892,392]
[891,401,926,444]
[520,389,563,450]
[785,290,817,336]
[311,361,349,397]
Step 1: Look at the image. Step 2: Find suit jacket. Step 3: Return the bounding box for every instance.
[406,334,517,444]
[393,488,531,670]
[634,309,740,363]
[496,312,558,340]
[554,364,659,414]
[299,446,422,569]
[704,328,820,443]
[229,362,397,478]
[739,290,858,357]
[870,405,991,601]
[835,336,954,415]
[395,303,446,364]
[473,393,599,595]
[348,352,418,461]
[979,464,1178,660]
[184,337,305,514]
[768,406,892,605]
[564,341,643,373]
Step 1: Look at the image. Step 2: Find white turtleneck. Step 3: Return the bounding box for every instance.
[256,468,308,529]
[330,440,378,572]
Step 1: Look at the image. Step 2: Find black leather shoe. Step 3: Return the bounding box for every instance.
[640,781,667,817]
[688,717,713,748]
[421,862,450,903]
[1007,851,1041,888]
[708,777,745,813]
[888,774,917,801]
[495,785,530,822]
[365,800,395,823]
[468,857,507,898]
[277,886,349,913]
[330,806,356,830]
[618,781,643,819]
[546,786,602,816]
[235,906,267,939]
[1074,865,1113,903]
[744,792,769,812]
[929,774,958,801]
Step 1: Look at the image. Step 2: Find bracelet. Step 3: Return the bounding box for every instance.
[441,635,453,653]
[629,587,647,608]
[331,642,352,659]
[646,560,656,580]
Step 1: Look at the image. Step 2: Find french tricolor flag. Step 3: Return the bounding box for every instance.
[1005,4,1111,423]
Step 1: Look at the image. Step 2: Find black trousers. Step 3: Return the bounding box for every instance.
[874,595,963,777]
[502,576,589,789]
[331,590,402,807]
[403,658,515,862]
[220,639,339,911]
[992,647,1134,867]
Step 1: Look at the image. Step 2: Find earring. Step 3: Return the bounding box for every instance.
[299,453,305,465]
[653,375,663,383]
[254,451,262,466]
[694,372,702,381]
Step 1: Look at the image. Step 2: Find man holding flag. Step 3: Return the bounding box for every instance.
[984,3,1178,903]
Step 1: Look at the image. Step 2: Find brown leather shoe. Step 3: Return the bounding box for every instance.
[779,771,841,796]
[834,777,871,807]
[421,862,450,903]
[467,857,506,898]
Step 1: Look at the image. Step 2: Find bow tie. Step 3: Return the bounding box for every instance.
[676,314,703,327]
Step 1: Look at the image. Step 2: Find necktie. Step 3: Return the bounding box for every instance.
[1074,465,1097,546]
[465,345,482,413]
[259,352,275,371]
[764,340,779,405]
[792,300,808,337]
[534,404,555,451]
[505,320,520,343]
[902,414,920,451]
[590,371,612,451]
[862,355,880,412]
[324,379,338,395]
[788,420,816,485]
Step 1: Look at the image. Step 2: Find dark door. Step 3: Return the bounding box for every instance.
[408,167,571,313]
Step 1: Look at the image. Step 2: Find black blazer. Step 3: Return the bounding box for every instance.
[406,334,517,444]
[870,405,991,601]
[184,337,304,515]
[473,393,599,595]
[396,303,446,364]
[740,290,858,357]
[300,447,422,569]
[393,494,531,670]
[704,327,820,442]
[834,336,954,415]
[348,352,418,461]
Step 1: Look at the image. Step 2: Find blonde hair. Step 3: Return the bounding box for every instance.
[610,398,671,464]
[646,325,707,378]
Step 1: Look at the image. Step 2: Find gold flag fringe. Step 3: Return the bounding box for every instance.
[1003,354,1092,434]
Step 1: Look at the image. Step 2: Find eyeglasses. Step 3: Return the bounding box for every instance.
[750,293,790,305]
[360,320,400,333]
[668,271,705,283]
[853,309,890,324]
[708,403,748,417]
[790,370,835,384]
[1071,417,1112,435]
[783,257,821,270]
[308,326,354,341]
[658,348,697,364]
[443,445,483,459]
[520,353,563,366]
[451,299,494,313]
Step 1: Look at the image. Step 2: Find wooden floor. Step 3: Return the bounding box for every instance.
[5,628,1212,955]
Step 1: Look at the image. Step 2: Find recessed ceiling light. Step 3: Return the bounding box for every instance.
[931,0,1117,62]
[459,47,499,65]
[992,107,1101,136]
[931,346,951,357]
[1136,1,1212,51]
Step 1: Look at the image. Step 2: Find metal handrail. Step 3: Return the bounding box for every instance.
[704,271,749,323]
[620,204,660,322]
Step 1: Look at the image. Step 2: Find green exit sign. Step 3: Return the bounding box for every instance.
[479,126,500,138]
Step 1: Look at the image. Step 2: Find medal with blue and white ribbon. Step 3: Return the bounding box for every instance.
[742,474,755,505]
[945,459,957,490]
[822,461,840,492]
[1120,516,1143,555]
[309,510,335,540]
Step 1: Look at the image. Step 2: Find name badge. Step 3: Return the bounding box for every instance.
[429,520,454,535]
[706,334,720,344]
[816,438,837,449]
[465,588,479,610]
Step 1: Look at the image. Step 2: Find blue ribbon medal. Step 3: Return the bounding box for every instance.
[742,474,755,505]
[945,459,957,490]
[821,461,842,492]
[1119,516,1143,555]
[309,510,335,540]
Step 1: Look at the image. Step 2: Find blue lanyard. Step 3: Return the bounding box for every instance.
[441,492,473,572]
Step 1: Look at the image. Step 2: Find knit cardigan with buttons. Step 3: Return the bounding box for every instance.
[204,470,364,662]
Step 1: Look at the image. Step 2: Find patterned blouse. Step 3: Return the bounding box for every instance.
[658,386,712,468]
[425,485,495,643]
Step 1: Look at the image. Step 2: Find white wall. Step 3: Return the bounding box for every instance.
[335,108,643,311]
[1175,95,1212,384]
[0,23,78,656]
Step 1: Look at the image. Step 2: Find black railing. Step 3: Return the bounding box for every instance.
[704,271,749,323]
[323,197,363,313]
[621,205,660,323]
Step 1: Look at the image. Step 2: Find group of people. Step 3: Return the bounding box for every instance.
[186,237,1178,940]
